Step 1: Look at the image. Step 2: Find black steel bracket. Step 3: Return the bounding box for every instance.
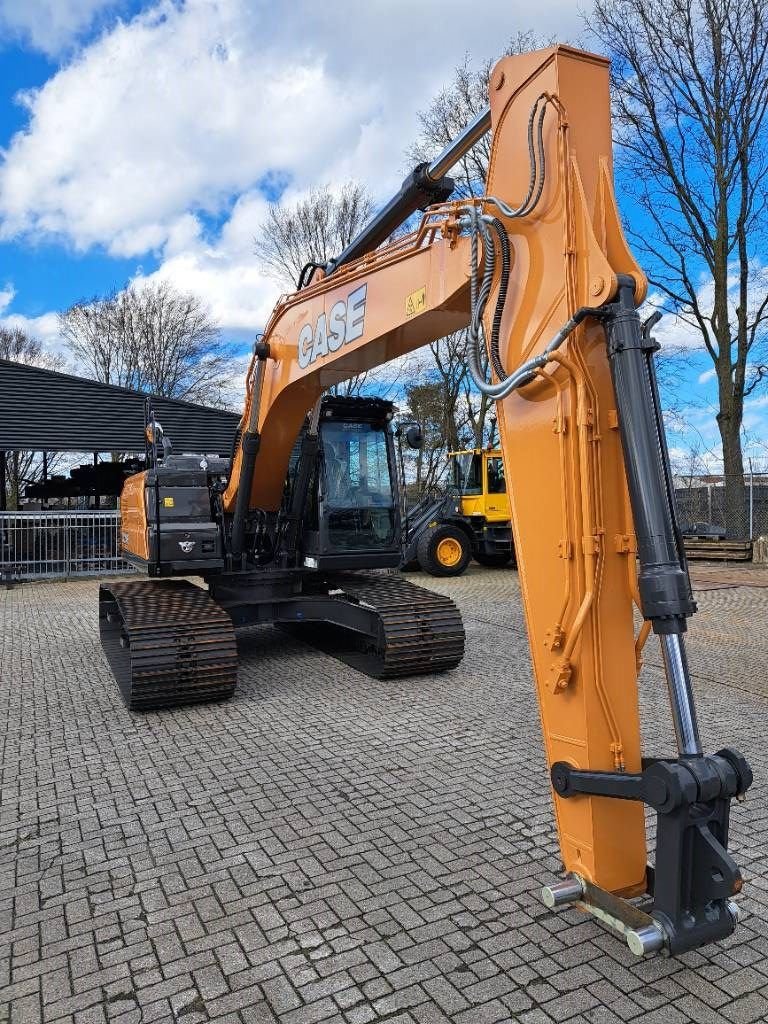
[551,749,752,954]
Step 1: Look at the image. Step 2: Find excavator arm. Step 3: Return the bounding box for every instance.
[166,45,756,954]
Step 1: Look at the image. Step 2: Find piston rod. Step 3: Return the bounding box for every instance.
[425,106,492,182]
[604,279,702,759]
[659,633,702,757]
[541,876,584,908]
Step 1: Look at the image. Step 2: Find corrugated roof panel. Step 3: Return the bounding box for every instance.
[0,359,240,454]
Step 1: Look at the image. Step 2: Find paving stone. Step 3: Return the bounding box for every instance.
[542,989,602,1022]
[673,994,731,1024]
[344,1006,377,1024]
[262,972,301,1014]
[717,966,768,999]
[423,976,470,1015]
[412,1005,453,1024]
[1,569,767,1024]
[372,984,427,1016]
[453,1000,511,1024]
[721,992,768,1024]
[630,1007,699,1024]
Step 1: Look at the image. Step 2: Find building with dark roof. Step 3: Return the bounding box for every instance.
[0,358,240,509]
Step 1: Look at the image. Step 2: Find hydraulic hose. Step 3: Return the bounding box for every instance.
[461,205,601,399]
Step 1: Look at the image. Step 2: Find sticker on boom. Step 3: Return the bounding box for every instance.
[298,284,367,369]
[406,287,426,317]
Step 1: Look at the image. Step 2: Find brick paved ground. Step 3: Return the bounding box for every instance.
[1,566,767,1024]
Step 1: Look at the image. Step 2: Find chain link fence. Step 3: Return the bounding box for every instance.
[0,511,136,581]
[674,474,768,541]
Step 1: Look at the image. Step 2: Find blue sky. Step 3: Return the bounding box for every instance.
[0,27,144,310]
[0,0,762,471]
[4,0,572,345]
[0,36,146,308]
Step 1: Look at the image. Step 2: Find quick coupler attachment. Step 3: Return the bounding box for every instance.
[544,749,752,955]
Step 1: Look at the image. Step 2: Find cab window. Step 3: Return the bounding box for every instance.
[320,420,395,548]
[453,453,482,495]
[486,456,506,494]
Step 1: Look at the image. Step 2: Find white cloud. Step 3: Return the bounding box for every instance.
[698,367,716,384]
[0,0,580,258]
[642,291,704,352]
[668,443,726,475]
[134,191,280,336]
[0,1,377,255]
[644,260,768,353]
[0,0,582,357]
[0,0,120,55]
[0,283,65,353]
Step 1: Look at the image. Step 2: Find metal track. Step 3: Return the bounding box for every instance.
[297,571,465,678]
[99,572,464,710]
[99,580,238,711]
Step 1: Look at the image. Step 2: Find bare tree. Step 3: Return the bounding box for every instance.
[426,332,469,452]
[0,326,63,370]
[402,382,454,494]
[254,183,378,397]
[590,0,768,536]
[407,31,550,199]
[406,33,555,445]
[60,281,234,406]
[401,338,491,496]
[0,327,65,508]
[254,182,374,288]
[672,443,708,487]
[59,292,138,390]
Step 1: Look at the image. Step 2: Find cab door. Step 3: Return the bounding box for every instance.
[482,453,511,522]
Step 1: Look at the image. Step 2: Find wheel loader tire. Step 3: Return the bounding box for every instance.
[417,524,472,577]
[474,551,512,568]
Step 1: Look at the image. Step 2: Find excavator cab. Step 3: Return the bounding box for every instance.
[290,395,403,570]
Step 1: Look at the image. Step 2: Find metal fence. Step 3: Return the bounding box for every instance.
[674,475,768,541]
[0,511,136,580]
[3,483,766,581]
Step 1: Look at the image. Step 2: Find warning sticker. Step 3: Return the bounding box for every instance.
[163,496,175,508]
[405,286,426,318]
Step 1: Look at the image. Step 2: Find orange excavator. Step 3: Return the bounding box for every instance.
[99,45,752,958]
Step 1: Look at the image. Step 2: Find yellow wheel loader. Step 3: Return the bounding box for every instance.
[402,447,515,576]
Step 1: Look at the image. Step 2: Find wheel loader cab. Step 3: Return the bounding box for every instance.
[450,449,511,523]
[299,397,402,570]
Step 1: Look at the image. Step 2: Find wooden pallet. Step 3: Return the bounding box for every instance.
[683,537,752,562]
[689,565,768,590]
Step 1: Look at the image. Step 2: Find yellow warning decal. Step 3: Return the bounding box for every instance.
[405,286,426,318]
[163,496,175,508]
